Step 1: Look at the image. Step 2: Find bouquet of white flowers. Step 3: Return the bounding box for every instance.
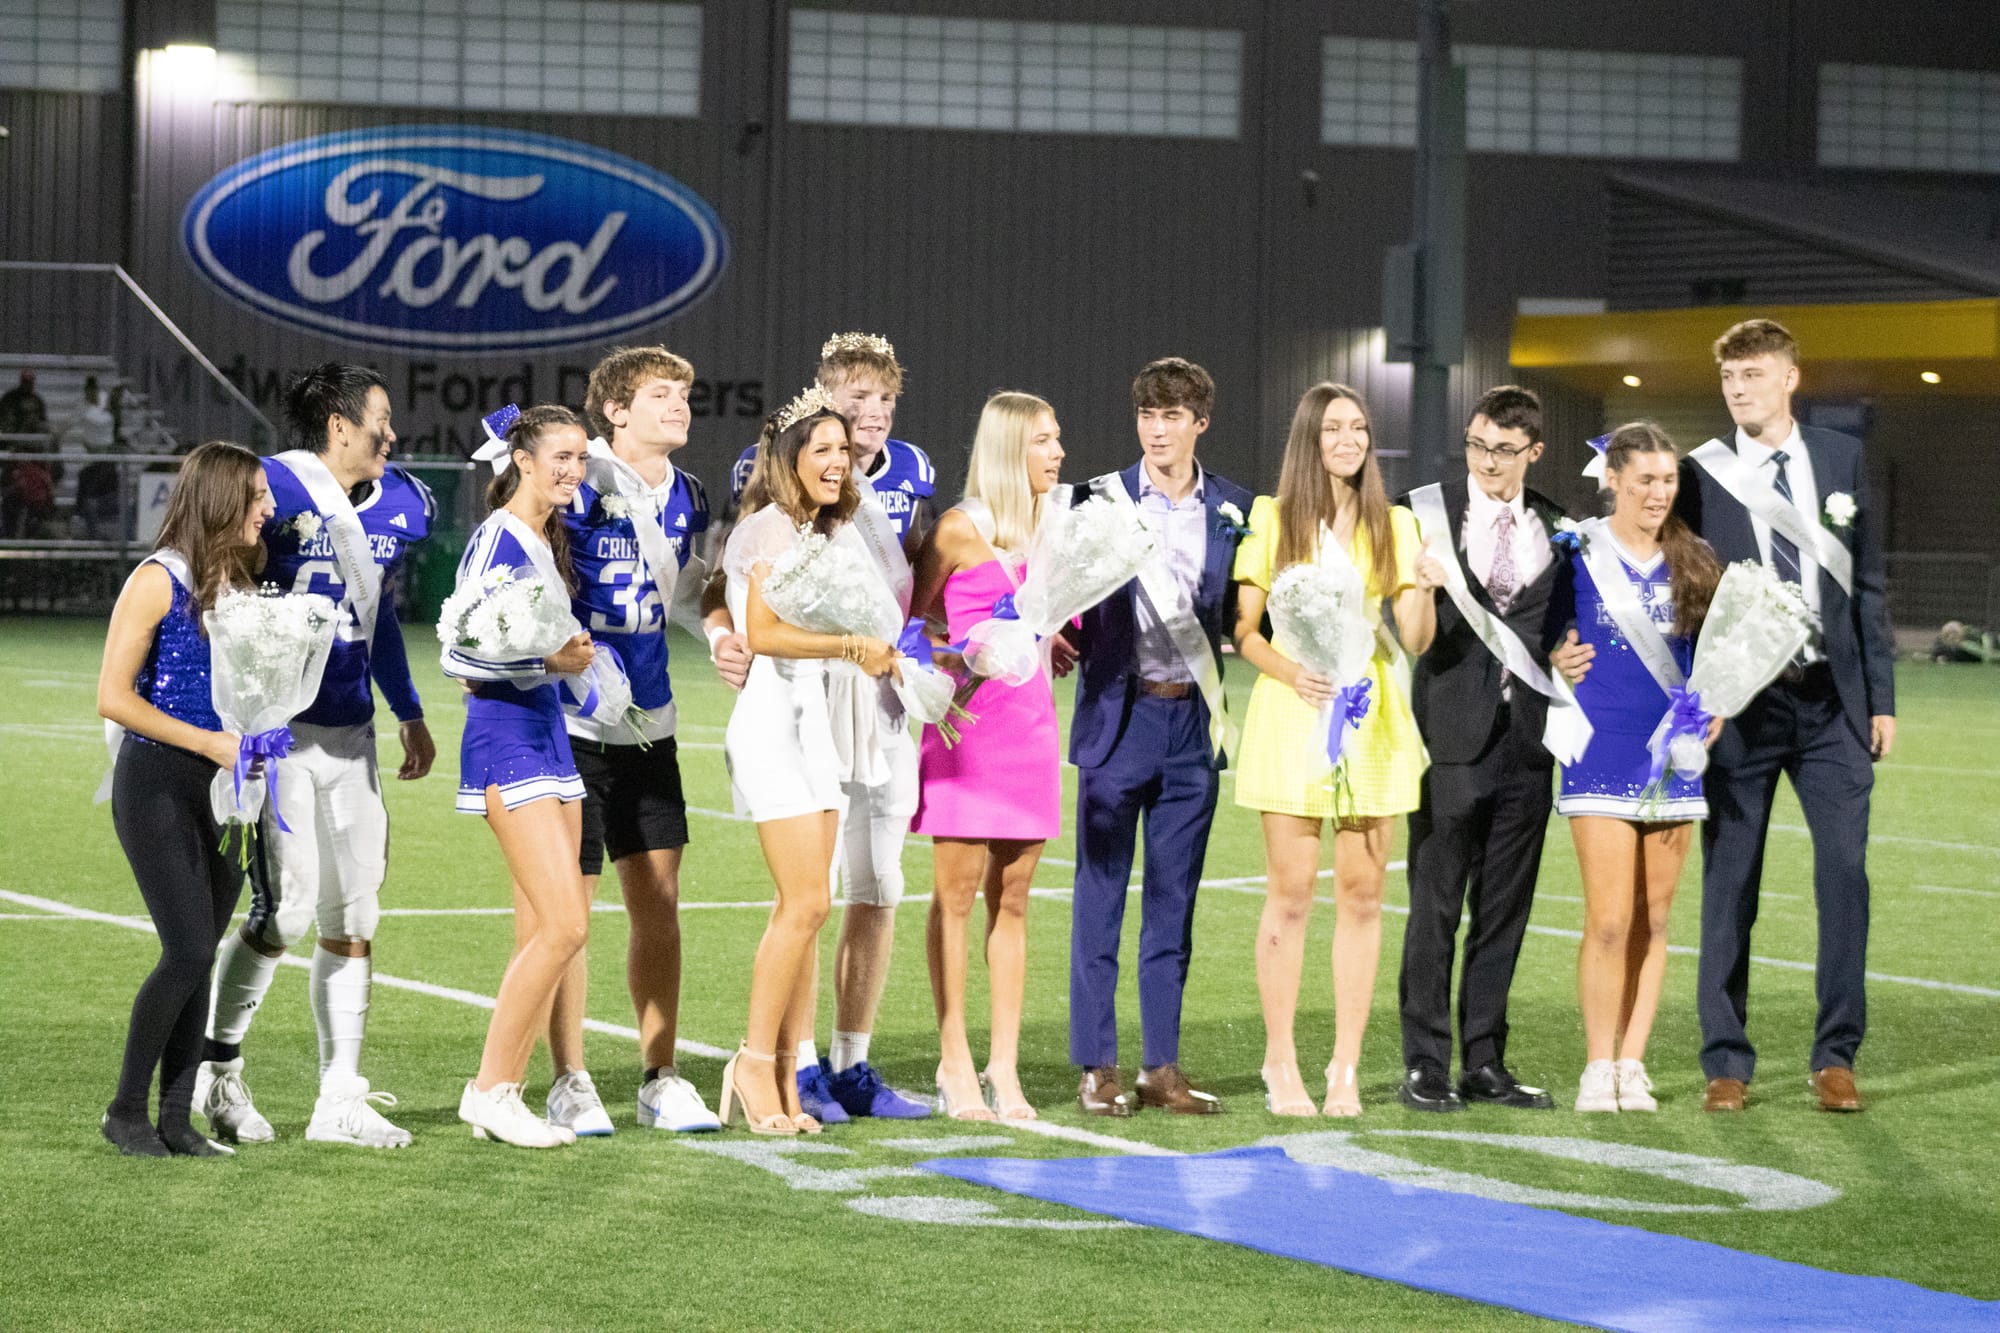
[1643,560,1815,793]
[959,495,1156,687]
[436,565,582,663]
[436,566,642,734]
[761,524,971,739]
[1267,560,1379,787]
[203,585,341,850]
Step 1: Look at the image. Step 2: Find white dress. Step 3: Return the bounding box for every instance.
[722,506,848,823]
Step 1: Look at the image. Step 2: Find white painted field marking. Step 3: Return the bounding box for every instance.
[1773,823,2000,856]
[1877,763,2000,778]
[1915,884,2000,899]
[0,889,731,1059]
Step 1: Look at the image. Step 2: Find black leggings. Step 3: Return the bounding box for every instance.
[109,738,245,1129]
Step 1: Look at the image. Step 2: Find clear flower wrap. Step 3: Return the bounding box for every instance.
[760,524,972,748]
[959,495,1156,687]
[203,586,341,840]
[437,567,621,733]
[1267,561,1379,786]
[1643,560,1816,791]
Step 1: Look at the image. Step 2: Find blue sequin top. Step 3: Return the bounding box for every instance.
[133,562,221,741]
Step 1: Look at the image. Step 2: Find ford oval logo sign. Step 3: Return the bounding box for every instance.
[182,126,728,354]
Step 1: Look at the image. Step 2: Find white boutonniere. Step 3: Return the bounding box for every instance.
[1823,492,1856,529]
[290,511,323,541]
[599,494,633,521]
[1215,500,1252,540]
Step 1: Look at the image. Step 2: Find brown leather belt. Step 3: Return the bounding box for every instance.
[1136,678,1194,699]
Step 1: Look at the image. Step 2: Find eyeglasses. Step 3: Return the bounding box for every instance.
[1464,439,1536,461]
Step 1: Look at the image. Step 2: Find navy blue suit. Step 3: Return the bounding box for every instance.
[1675,425,1894,1082]
[1067,462,1255,1069]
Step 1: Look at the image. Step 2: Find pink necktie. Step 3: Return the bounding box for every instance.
[1488,507,1517,613]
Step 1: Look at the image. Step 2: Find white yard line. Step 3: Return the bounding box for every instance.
[1915,884,2000,899]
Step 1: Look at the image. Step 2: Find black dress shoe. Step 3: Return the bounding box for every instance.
[1397,1065,1465,1112]
[1458,1063,1554,1109]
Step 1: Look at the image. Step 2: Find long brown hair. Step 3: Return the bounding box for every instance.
[741,408,860,535]
[1602,420,1721,635]
[485,404,582,593]
[154,440,266,616]
[1274,383,1396,594]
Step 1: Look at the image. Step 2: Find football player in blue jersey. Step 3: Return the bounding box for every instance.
[527,346,724,1136]
[714,333,933,1122]
[194,364,435,1149]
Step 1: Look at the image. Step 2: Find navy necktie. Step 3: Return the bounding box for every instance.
[1769,450,1803,588]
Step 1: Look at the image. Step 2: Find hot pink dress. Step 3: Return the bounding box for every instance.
[911,557,1061,841]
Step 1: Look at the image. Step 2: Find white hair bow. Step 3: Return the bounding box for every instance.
[1581,433,1609,481]
[472,403,522,474]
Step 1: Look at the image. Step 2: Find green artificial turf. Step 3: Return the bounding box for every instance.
[1,617,1995,1330]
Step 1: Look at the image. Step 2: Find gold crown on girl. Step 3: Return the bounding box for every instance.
[772,382,838,434]
[820,331,896,361]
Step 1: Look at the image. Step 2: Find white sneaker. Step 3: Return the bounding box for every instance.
[306,1073,412,1148]
[460,1080,574,1148]
[1576,1060,1620,1112]
[546,1070,615,1137]
[636,1067,722,1132]
[1615,1058,1658,1112]
[195,1058,275,1144]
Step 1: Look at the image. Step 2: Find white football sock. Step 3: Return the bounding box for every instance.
[208,934,282,1046]
[795,1038,819,1069]
[310,947,371,1081]
[829,1030,871,1074]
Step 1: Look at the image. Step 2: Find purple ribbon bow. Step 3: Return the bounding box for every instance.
[950,593,1025,655]
[1325,679,1374,768]
[482,403,522,441]
[563,641,617,718]
[1645,685,1712,786]
[897,618,935,669]
[234,726,295,831]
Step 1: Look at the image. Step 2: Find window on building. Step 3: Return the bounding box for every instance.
[1819,63,2000,174]
[0,0,121,95]
[789,9,1240,140]
[1322,36,1741,163]
[213,0,702,116]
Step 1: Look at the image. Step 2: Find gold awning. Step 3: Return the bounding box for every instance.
[1511,298,2000,396]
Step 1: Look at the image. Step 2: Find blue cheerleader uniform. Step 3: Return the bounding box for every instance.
[1554,529,1707,821]
[444,511,585,815]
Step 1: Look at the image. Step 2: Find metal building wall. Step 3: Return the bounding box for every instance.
[19,0,1999,510]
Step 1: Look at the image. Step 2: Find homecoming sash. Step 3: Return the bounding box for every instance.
[1577,518,1685,695]
[1097,475,1238,762]
[586,438,687,635]
[1408,484,1592,764]
[94,549,195,804]
[275,450,384,647]
[1689,438,1852,597]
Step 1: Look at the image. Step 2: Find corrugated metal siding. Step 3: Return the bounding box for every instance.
[0,90,127,265]
[1606,187,1980,310]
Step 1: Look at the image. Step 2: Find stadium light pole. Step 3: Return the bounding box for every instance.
[1383,0,1467,486]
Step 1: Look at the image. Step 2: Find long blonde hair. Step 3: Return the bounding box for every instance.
[963,391,1054,555]
[1274,382,1396,595]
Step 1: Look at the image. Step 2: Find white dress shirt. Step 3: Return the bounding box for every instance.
[1461,483,1550,597]
[1734,422,1823,629]
[1132,464,1207,684]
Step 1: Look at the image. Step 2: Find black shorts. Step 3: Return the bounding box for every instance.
[573,736,689,877]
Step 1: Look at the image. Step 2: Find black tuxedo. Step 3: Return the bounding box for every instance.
[1675,425,1894,1081]
[1397,477,1570,1075]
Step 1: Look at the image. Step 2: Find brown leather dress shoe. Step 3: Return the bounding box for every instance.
[1704,1077,1748,1112]
[1136,1064,1224,1115]
[1077,1067,1133,1117]
[1810,1066,1863,1112]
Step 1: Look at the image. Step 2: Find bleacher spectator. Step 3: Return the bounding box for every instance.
[0,370,53,537]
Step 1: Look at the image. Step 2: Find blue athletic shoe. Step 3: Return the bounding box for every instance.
[829,1060,933,1120]
[797,1058,850,1125]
